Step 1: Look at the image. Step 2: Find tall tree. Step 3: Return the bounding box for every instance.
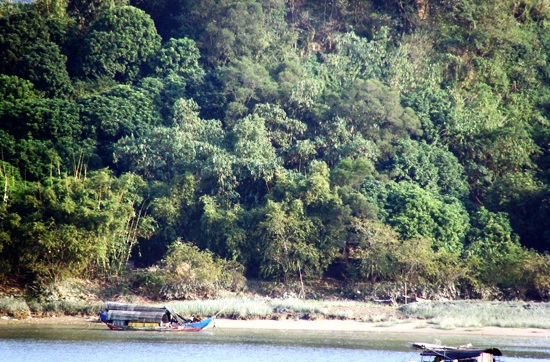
[1,97,86,180]
[138,37,205,118]
[0,170,154,283]
[78,5,161,82]
[220,57,278,119]
[385,181,469,253]
[181,0,286,66]
[67,0,129,31]
[79,85,159,169]
[257,199,319,283]
[19,42,72,97]
[389,139,469,199]
[0,4,50,75]
[230,113,281,187]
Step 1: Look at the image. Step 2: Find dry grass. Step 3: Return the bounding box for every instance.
[399,300,550,329]
[162,297,398,321]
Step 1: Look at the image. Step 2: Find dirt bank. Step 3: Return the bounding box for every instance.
[1,315,548,339]
[213,318,549,338]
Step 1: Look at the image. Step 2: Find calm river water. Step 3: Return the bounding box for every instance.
[1,321,549,362]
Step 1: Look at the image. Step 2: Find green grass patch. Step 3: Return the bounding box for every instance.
[162,297,386,320]
[0,296,103,318]
[400,300,550,329]
[0,297,30,319]
[34,300,104,316]
[164,297,274,319]
[374,317,402,327]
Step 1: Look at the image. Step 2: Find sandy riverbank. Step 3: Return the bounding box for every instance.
[2,315,549,339]
[213,318,550,338]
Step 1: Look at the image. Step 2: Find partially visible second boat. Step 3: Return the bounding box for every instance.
[98,301,214,332]
[410,342,503,362]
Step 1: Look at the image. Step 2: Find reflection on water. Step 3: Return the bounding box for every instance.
[0,321,549,362]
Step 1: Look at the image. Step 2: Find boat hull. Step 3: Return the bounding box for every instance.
[99,311,214,332]
[411,342,503,362]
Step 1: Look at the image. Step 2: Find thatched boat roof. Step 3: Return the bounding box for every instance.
[104,302,171,323]
[106,310,169,323]
[105,302,167,313]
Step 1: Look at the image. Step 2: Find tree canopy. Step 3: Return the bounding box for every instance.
[1,0,549,301]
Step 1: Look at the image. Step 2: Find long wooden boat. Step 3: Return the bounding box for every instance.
[411,342,503,362]
[98,302,214,332]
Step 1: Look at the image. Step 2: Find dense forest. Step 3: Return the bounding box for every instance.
[0,0,549,302]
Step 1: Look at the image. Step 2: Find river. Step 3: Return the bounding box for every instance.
[0,321,549,361]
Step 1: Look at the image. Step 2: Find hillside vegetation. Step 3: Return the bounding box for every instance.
[0,0,549,302]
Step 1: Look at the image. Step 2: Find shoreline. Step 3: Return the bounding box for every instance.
[2,315,549,339]
[213,318,550,338]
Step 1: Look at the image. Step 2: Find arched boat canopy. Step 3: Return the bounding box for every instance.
[104,302,171,323]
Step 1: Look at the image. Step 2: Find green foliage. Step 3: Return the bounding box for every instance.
[137,38,205,118]
[300,32,425,159]
[0,170,154,284]
[345,219,400,284]
[392,237,437,297]
[463,205,550,299]
[529,253,550,299]
[199,195,246,261]
[19,42,72,97]
[67,0,129,31]
[385,182,469,253]
[333,78,422,155]
[0,97,87,180]
[185,0,285,66]
[0,1,71,89]
[257,199,318,281]
[315,116,379,167]
[20,223,96,283]
[484,172,550,251]
[80,84,159,138]
[1,0,550,301]
[79,5,161,82]
[389,139,469,199]
[230,112,281,186]
[114,98,234,198]
[324,30,394,86]
[148,175,198,242]
[0,4,50,75]
[136,240,245,300]
[252,103,309,169]
[220,57,278,119]
[255,162,343,282]
[331,157,375,189]
[148,37,204,80]
[83,170,155,276]
[447,84,539,193]
[79,84,159,168]
[0,75,39,105]
[302,160,333,208]
[0,297,30,319]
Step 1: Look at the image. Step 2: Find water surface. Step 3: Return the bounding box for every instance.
[0,321,549,361]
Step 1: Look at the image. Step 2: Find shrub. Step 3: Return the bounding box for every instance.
[0,297,30,319]
[135,240,246,300]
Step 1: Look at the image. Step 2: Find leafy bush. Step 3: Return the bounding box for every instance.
[135,240,245,300]
[0,297,30,319]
